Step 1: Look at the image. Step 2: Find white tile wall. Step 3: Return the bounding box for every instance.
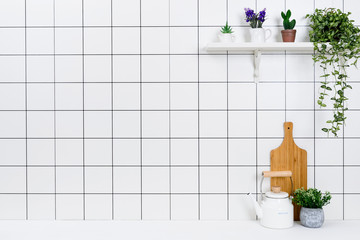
[0,0,358,221]
[113,194,141,220]
[28,194,55,219]
[0,0,25,26]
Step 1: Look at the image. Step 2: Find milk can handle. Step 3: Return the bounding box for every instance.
[260,171,294,200]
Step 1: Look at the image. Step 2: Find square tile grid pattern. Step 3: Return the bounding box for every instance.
[0,0,359,220]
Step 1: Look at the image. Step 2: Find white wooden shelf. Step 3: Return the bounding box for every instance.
[206,42,314,52]
[206,42,314,82]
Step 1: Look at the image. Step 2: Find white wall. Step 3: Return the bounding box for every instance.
[0,0,359,220]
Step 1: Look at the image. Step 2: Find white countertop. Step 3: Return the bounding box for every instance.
[0,220,359,240]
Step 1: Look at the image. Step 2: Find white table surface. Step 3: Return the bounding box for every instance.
[0,220,359,240]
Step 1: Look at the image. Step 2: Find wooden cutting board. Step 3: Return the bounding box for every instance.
[270,122,307,221]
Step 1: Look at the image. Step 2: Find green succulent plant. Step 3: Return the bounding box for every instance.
[281,10,296,30]
[292,188,331,209]
[220,21,233,34]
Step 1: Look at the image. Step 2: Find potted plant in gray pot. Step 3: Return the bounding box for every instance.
[292,188,331,228]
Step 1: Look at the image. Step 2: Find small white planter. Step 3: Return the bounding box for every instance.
[218,33,235,43]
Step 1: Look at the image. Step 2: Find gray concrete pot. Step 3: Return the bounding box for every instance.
[300,207,324,228]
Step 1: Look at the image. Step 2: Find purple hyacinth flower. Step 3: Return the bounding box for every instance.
[258,8,267,22]
[245,7,267,28]
[244,7,256,21]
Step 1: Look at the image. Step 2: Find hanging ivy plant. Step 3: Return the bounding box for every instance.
[306,8,360,136]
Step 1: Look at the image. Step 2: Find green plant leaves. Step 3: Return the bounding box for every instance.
[289,19,296,29]
[221,21,233,34]
[286,10,291,19]
[292,188,332,208]
[281,11,286,19]
[307,8,360,137]
[282,9,296,29]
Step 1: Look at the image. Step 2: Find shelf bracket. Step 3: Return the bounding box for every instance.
[254,50,261,83]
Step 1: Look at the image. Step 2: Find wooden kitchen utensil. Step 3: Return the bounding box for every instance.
[270,122,307,221]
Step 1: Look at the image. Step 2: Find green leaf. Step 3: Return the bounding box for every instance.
[220,21,233,33]
[309,8,359,137]
[281,12,286,19]
[286,9,291,19]
[290,19,296,29]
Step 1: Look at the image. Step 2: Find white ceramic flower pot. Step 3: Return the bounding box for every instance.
[249,28,272,42]
[218,33,235,43]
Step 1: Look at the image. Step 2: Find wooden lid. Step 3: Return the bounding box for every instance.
[271,186,281,193]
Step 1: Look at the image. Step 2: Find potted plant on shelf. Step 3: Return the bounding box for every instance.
[218,21,234,43]
[306,8,360,136]
[281,10,296,42]
[292,188,331,228]
[244,8,271,42]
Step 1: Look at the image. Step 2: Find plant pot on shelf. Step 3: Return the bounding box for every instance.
[249,28,272,43]
[219,22,235,43]
[281,29,296,42]
[299,207,324,228]
[218,33,235,43]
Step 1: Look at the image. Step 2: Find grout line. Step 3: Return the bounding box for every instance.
[0,24,320,28]
[197,0,201,220]
[168,0,172,220]
[82,0,86,220]
[226,0,229,221]
[226,62,229,213]
[8,80,360,84]
[2,108,360,112]
[285,51,287,121]
[0,164,356,168]
[53,0,57,220]
[313,0,316,11]
[342,0,345,215]
[139,0,143,220]
[110,0,114,220]
[313,45,316,189]
[255,0,258,221]
[226,55,230,220]
[343,119,345,220]
[24,0,28,220]
[1,136,360,140]
[0,192,357,195]
[0,53,318,57]
[342,0,345,221]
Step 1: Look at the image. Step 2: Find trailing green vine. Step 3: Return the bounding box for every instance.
[306,8,360,136]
